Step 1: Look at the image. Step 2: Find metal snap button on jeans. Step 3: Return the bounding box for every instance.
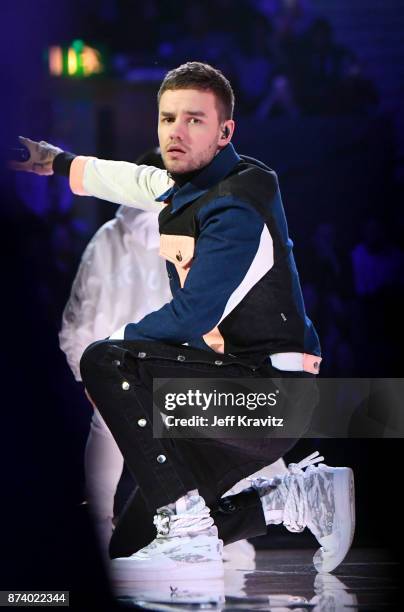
[215,360,223,366]
[122,381,130,391]
[113,359,121,366]
[137,418,147,427]
[157,454,167,463]
[177,355,186,362]
[220,499,236,513]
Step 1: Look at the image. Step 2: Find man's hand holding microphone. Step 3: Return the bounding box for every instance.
[9,136,63,175]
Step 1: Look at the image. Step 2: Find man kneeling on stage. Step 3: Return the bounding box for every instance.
[12,61,355,580]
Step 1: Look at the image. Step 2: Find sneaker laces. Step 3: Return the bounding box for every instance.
[249,451,324,533]
[154,506,214,538]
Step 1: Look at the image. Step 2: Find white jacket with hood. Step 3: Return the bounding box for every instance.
[59,206,171,381]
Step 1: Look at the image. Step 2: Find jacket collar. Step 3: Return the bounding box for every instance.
[156,143,241,212]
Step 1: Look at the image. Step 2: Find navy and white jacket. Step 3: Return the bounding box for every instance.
[60,143,321,370]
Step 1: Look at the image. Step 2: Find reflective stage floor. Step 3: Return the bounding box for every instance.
[113,547,400,611]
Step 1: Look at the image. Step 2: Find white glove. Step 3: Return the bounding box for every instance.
[9,136,63,175]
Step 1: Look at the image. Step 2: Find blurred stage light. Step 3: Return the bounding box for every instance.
[49,46,63,76]
[48,40,104,77]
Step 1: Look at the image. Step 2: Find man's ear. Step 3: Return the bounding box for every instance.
[219,120,235,144]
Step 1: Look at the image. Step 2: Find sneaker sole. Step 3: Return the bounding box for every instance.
[313,466,355,573]
[112,559,224,582]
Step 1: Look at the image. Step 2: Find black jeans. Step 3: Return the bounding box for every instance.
[80,340,313,557]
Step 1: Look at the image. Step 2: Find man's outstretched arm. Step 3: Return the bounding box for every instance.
[10,136,173,210]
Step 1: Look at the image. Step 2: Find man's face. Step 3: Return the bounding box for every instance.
[158,88,230,174]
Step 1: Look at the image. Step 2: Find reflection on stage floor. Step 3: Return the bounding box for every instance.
[113,547,399,610]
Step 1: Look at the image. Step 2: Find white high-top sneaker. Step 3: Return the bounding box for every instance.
[252,452,355,573]
[111,491,223,582]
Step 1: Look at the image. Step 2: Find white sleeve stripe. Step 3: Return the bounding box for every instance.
[109,324,127,340]
[82,159,172,210]
[217,225,274,326]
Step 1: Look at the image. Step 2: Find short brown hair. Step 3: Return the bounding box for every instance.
[157,62,235,121]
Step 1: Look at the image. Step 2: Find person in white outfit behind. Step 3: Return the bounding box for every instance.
[60,208,171,547]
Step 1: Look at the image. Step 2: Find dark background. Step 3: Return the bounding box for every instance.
[0,1,403,607]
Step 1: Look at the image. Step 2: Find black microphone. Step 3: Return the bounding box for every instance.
[10,146,30,162]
